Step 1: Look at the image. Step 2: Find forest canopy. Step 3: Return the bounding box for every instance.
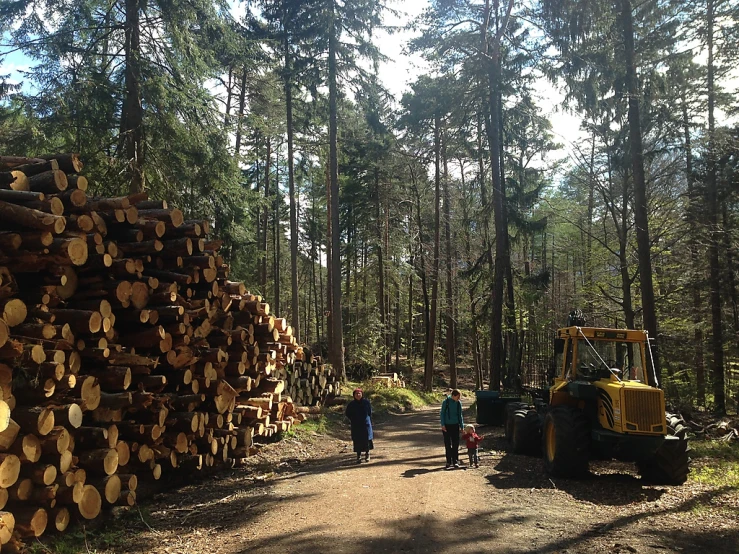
[1,0,738,413]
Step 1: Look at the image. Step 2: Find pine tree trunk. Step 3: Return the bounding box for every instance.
[619,176,635,332]
[424,116,442,392]
[124,0,144,194]
[285,44,300,342]
[407,208,415,366]
[328,6,345,379]
[384,202,392,371]
[460,161,482,389]
[224,66,233,125]
[486,65,505,392]
[345,208,352,335]
[375,169,388,373]
[683,90,705,406]
[412,175,430,372]
[442,130,456,389]
[254,136,261,286]
[234,69,248,157]
[274,158,281,317]
[586,131,596,312]
[706,0,725,413]
[326,159,333,353]
[394,274,401,373]
[261,138,271,293]
[500,96,516,386]
[620,0,660,380]
[311,192,321,349]
[722,206,739,336]
[482,0,515,391]
[476,113,493,383]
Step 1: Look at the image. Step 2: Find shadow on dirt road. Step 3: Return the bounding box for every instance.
[112,403,737,554]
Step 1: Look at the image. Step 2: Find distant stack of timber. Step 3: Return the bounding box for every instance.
[279,350,341,409]
[370,373,406,388]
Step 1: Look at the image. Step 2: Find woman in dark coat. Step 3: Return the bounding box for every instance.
[345,388,374,463]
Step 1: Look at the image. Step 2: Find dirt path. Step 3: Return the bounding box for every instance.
[121,405,739,554]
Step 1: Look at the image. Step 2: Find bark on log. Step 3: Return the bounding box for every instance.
[28,170,68,193]
[9,433,41,463]
[21,463,57,486]
[137,208,183,227]
[40,427,70,455]
[12,406,54,436]
[67,175,88,191]
[12,506,47,538]
[37,153,83,174]
[50,404,83,429]
[75,448,118,476]
[0,170,29,191]
[48,309,102,335]
[0,418,20,451]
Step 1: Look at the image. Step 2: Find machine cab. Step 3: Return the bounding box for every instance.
[552,326,665,436]
[553,327,654,386]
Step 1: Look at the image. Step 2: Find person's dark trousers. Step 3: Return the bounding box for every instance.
[468,447,479,466]
[443,424,460,465]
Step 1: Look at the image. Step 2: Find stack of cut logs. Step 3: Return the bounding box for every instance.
[370,373,406,388]
[0,154,340,547]
[280,352,339,408]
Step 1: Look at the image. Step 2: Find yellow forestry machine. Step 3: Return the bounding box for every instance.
[505,311,689,484]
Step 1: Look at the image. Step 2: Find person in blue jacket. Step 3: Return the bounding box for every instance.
[345,388,374,463]
[440,389,464,469]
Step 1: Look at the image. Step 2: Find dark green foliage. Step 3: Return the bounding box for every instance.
[1,0,737,413]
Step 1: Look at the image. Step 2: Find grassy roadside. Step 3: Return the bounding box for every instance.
[287,381,443,441]
[359,382,442,416]
[26,509,146,554]
[689,439,739,488]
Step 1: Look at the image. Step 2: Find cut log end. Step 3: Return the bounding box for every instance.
[2,298,27,327]
[9,170,29,191]
[78,484,102,519]
[0,510,15,544]
[0,401,10,434]
[19,434,41,463]
[0,454,21,489]
[53,507,70,532]
[68,237,89,266]
[104,474,122,504]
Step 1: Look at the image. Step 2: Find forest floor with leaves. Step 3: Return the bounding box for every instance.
[28,394,739,554]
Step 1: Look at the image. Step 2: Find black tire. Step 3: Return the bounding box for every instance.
[512,409,542,455]
[542,405,590,477]
[666,412,688,440]
[637,413,690,485]
[504,402,527,443]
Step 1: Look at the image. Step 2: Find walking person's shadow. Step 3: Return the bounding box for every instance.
[401,467,446,478]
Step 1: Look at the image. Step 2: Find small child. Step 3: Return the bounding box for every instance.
[462,424,484,468]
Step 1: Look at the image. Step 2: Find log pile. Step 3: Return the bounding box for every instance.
[370,373,406,388]
[0,154,340,545]
[685,417,739,442]
[280,352,340,410]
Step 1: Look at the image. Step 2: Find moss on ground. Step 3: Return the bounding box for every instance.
[689,439,739,488]
[690,461,739,488]
[690,439,739,461]
[361,383,442,415]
